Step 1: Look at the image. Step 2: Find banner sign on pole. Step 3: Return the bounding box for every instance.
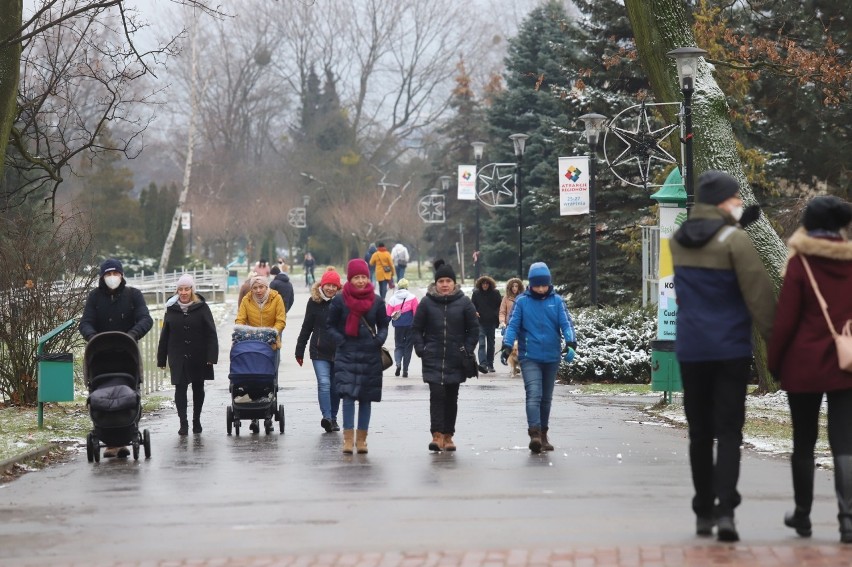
[656,205,687,340]
[558,156,590,216]
[457,165,476,201]
[181,211,191,230]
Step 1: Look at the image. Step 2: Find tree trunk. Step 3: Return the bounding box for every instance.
[0,1,23,183]
[624,0,785,392]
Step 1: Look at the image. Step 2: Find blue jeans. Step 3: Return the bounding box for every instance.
[341,398,372,430]
[394,326,414,370]
[396,264,407,280]
[478,324,496,367]
[311,360,339,421]
[378,280,389,298]
[520,360,559,429]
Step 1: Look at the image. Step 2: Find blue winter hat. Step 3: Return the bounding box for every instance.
[99,258,124,277]
[528,262,551,287]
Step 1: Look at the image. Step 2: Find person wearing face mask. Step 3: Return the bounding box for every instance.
[79,258,154,458]
[669,170,776,543]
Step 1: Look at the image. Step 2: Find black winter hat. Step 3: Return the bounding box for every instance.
[696,170,740,205]
[802,196,852,232]
[433,259,456,283]
[99,258,124,277]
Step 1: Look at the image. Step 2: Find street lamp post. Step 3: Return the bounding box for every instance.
[666,46,707,216]
[509,133,529,278]
[302,194,311,251]
[471,141,486,279]
[578,113,608,308]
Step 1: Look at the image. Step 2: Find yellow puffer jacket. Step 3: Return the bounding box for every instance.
[235,290,287,349]
[369,248,396,282]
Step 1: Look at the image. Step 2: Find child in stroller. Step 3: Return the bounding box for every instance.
[84,331,151,462]
[227,326,284,435]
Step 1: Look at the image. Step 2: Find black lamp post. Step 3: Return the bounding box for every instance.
[509,133,529,278]
[471,141,486,279]
[666,46,707,216]
[302,194,311,251]
[578,113,608,308]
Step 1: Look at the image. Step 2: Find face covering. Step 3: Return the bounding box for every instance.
[104,275,122,290]
[729,205,744,222]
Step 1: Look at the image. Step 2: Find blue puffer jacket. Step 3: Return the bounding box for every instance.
[326,293,389,402]
[502,288,575,364]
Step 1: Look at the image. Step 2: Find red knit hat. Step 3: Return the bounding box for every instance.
[320,269,342,287]
[346,259,370,281]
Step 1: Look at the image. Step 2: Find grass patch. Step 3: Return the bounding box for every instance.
[572,383,653,396]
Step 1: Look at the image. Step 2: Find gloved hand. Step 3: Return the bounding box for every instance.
[295,357,303,367]
[563,347,575,363]
[499,324,506,334]
[127,330,138,341]
[500,344,512,366]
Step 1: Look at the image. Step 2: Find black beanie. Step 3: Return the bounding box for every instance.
[99,258,124,277]
[696,171,740,205]
[433,259,456,283]
[802,196,852,232]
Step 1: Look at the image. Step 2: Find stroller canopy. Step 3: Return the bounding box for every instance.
[84,331,143,387]
[229,340,277,378]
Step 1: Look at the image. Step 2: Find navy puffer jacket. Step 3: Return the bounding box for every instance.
[412,284,479,385]
[326,293,389,402]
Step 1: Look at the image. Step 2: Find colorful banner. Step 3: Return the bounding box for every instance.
[558,156,590,216]
[457,165,476,201]
[656,205,688,340]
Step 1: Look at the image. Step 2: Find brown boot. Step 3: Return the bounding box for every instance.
[442,433,456,452]
[355,429,368,454]
[428,432,444,452]
[528,427,542,454]
[342,429,354,454]
[541,427,554,451]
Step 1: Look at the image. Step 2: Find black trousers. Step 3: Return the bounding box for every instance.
[175,379,206,419]
[429,383,460,434]
[680,358,750,518]
[788,389,852,458]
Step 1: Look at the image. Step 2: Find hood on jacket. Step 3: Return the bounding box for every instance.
[504,277,524,298]
[426,282,464,302]
[475,275,497,290]
[673,204,737,249]
[309,281,336,303]
[783,227,852,276]
[273,272,290,283]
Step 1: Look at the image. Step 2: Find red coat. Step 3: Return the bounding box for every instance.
[768,229,852,393]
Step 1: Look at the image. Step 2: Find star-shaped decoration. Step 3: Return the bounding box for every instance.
[418,194,445,223]
[477,163,518,208]
[287,207,306,228]
[606,102,680,187]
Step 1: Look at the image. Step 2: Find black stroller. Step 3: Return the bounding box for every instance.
[84,331,151,462]
[227,339,284,435]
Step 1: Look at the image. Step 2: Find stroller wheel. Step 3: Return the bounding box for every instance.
[234,420,241,436]
[278,404,285,434]
[226,406,233,436]
[86,433,94,463]
[264,418,273,434]
[132,438,140,461]
[91,435,100,463]
[143,429,151,458]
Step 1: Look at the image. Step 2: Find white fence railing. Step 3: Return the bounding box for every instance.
[126,267,227,305]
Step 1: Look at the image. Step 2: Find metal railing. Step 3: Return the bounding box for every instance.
[641,225,660,306]
[126,267,227,305]
[138,319,168,396]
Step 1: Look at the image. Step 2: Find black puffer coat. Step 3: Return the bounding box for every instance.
[270,272,295,312]
[79,279,153,341]
[295,282,336,362]
[471,275,502,327]
[326,292,389,402]
[412,284,479,385]
[157,294,219,385]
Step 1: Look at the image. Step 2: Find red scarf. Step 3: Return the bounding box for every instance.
[342,281,375,337]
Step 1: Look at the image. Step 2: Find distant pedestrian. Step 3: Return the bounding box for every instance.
[269,266,295,312]
[768,196,852,543]
[412,260,479,452]
[369,241,396,298]
[499,278,525,332]
[326,259,390,454]
[157,274,218,436]
[254,259,271,278]
[500,262,575,455]
[364,243,377,283]
[296,268,344,433]
[386,278,418,378]
[391,242,410,281]
[670,170,776,542]
[303,252,316,287]
[472,275,502,374]
[277,257,290,274]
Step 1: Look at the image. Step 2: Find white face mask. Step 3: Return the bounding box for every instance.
[104,275,122,289]
[729,205,744,222]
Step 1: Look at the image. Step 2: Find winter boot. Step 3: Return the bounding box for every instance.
[784,454,814,537]
[541,427,554,451]
[428,432,444,452]
[442,433,456,452]
[528,427,542,454]
[356,429,369,454]
[177,405,189,436]
[834,455,852,543]
[192,390,205,434]
[342,429,354,454]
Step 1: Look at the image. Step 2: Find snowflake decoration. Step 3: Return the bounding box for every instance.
[418,194,446,224]
[287,207,306,228]
[476,163,518,208]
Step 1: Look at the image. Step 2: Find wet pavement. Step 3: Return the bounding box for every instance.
[2,284,852,566]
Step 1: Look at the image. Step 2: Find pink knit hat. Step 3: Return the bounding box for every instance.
[176,274,194,288]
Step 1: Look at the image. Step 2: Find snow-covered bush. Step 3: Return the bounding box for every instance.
[559,303,656,384]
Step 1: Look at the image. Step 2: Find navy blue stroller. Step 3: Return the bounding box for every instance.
[84,331,151,462]
[227,340,284,435]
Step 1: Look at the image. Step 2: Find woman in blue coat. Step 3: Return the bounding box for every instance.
[326,259,389,454]
[501,262,576,453]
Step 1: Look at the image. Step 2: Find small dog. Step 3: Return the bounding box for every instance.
[508,341,520,377]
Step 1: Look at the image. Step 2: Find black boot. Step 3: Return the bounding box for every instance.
[834,455,852,543]
[784,454,814,537]
[177,404,188,436]
[528,427,542,454]
[192,389,205,433]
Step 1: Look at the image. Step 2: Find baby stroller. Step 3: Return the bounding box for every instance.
[84,331,151,462]
[227,337,284,435]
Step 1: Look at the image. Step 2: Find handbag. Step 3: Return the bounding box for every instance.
[800,255,852,373]
[460,347,479,379]
[360,316,394,371]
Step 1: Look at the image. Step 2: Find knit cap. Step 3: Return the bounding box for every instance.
[100,258,123,277]
[696,171,739,205]
[177,274,194,288]
[527,262,552,287]
[433,259,456,283]
[397,278,409,289]
[320,269,342,288]
[802,195,852,232]
[347,259,370,281]
[250,275,268,288]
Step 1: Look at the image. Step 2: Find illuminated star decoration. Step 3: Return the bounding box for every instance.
[287,207,306,228]
[608,102,679,187]
[565,165,582,182]
[418,194,446,223]
[476,163,517,208]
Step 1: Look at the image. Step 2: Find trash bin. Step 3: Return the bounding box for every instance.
[227,270,239,290]
[37,352,74,402]
[650,339,682,393]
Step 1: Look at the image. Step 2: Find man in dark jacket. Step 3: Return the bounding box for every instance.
[471,275,502,373]
[269,266,295,312]
[79,258,153,458]
[670,171,776,543]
